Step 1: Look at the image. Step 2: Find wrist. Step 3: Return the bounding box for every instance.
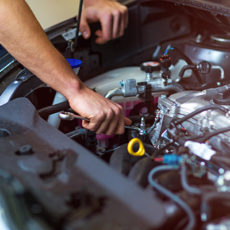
[62,77,85,102]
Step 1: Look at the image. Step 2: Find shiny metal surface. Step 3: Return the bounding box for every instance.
[158,89,230,143]
[210,34,230,45]
[0,80,23,106]
[59,111,90,122]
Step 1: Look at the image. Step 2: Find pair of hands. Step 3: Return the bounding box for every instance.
[69,0,131,135]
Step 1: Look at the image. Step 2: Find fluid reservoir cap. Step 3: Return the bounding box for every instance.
[140,61,160,73]
[66,58,82,69]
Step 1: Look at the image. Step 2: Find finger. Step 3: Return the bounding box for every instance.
[99,13,113,43]
[112,10,120,39]
[118,12,125,37]
[79,13,91,39]
[118,6,128,37]
[95,109,114,134]
[105,105,122,135]
[82,112,104,132]
[115,112,125,135]
[95,30,105,44]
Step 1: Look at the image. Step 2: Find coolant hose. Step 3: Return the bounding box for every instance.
[181,161,201,195]
[148,165,196,230]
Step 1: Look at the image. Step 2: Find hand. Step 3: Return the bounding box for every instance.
[80,0,128,44]
[68,85,132,135]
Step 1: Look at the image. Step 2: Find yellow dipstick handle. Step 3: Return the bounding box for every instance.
[127,138,145,157]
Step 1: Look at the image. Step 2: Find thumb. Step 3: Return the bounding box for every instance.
[79,14,91,39]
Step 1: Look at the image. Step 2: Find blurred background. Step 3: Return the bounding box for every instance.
[26,0,79,29]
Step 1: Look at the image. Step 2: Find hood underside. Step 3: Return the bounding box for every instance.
[166,0,230,15]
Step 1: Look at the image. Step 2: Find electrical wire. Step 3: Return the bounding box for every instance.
[148,165,196,230]
[164,46,174,56]
[174,104,228,126]
[101,145,122,153]
[181,161,201,195]
[194,126,230,143]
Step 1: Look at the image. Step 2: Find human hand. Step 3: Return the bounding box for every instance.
[79,0,128,44]
[68,85,132,135]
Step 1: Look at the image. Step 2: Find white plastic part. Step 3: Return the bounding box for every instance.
[185,141,216,161]
[47,93,66,128]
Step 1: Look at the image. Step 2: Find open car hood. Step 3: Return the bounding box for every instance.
[166,0,230,15]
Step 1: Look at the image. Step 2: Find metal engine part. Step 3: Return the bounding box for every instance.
[85,60,191,101]
[151,85,230,150]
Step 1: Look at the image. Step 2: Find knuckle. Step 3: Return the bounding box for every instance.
[96,111,105,120]
[121,6,127,13]
[118,104,123,111]
[114,107,121,116]
[113,10,120,18]
[107,109,114,118]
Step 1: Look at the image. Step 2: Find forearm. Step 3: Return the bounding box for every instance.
[0,0,82,100]
[0,0,130,134]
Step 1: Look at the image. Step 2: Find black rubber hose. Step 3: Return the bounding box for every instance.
[212,155,230,168]
[194,126,230,143]
[148,165,196,230]
[213,96,230,105]
[174,104,228,126]
[38,101,69,117]
[179,64,202,84]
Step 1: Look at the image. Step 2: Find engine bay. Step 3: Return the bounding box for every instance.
[2,0,230,229]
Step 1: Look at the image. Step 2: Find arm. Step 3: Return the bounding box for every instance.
[0,0,131,134]
[80,0,128,44]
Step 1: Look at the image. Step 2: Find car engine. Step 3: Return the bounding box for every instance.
[2,0,230,229]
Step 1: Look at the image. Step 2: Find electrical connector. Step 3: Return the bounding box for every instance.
[163,155,182,165]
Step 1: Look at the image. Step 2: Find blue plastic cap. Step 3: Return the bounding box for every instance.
[66,58,82,69]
